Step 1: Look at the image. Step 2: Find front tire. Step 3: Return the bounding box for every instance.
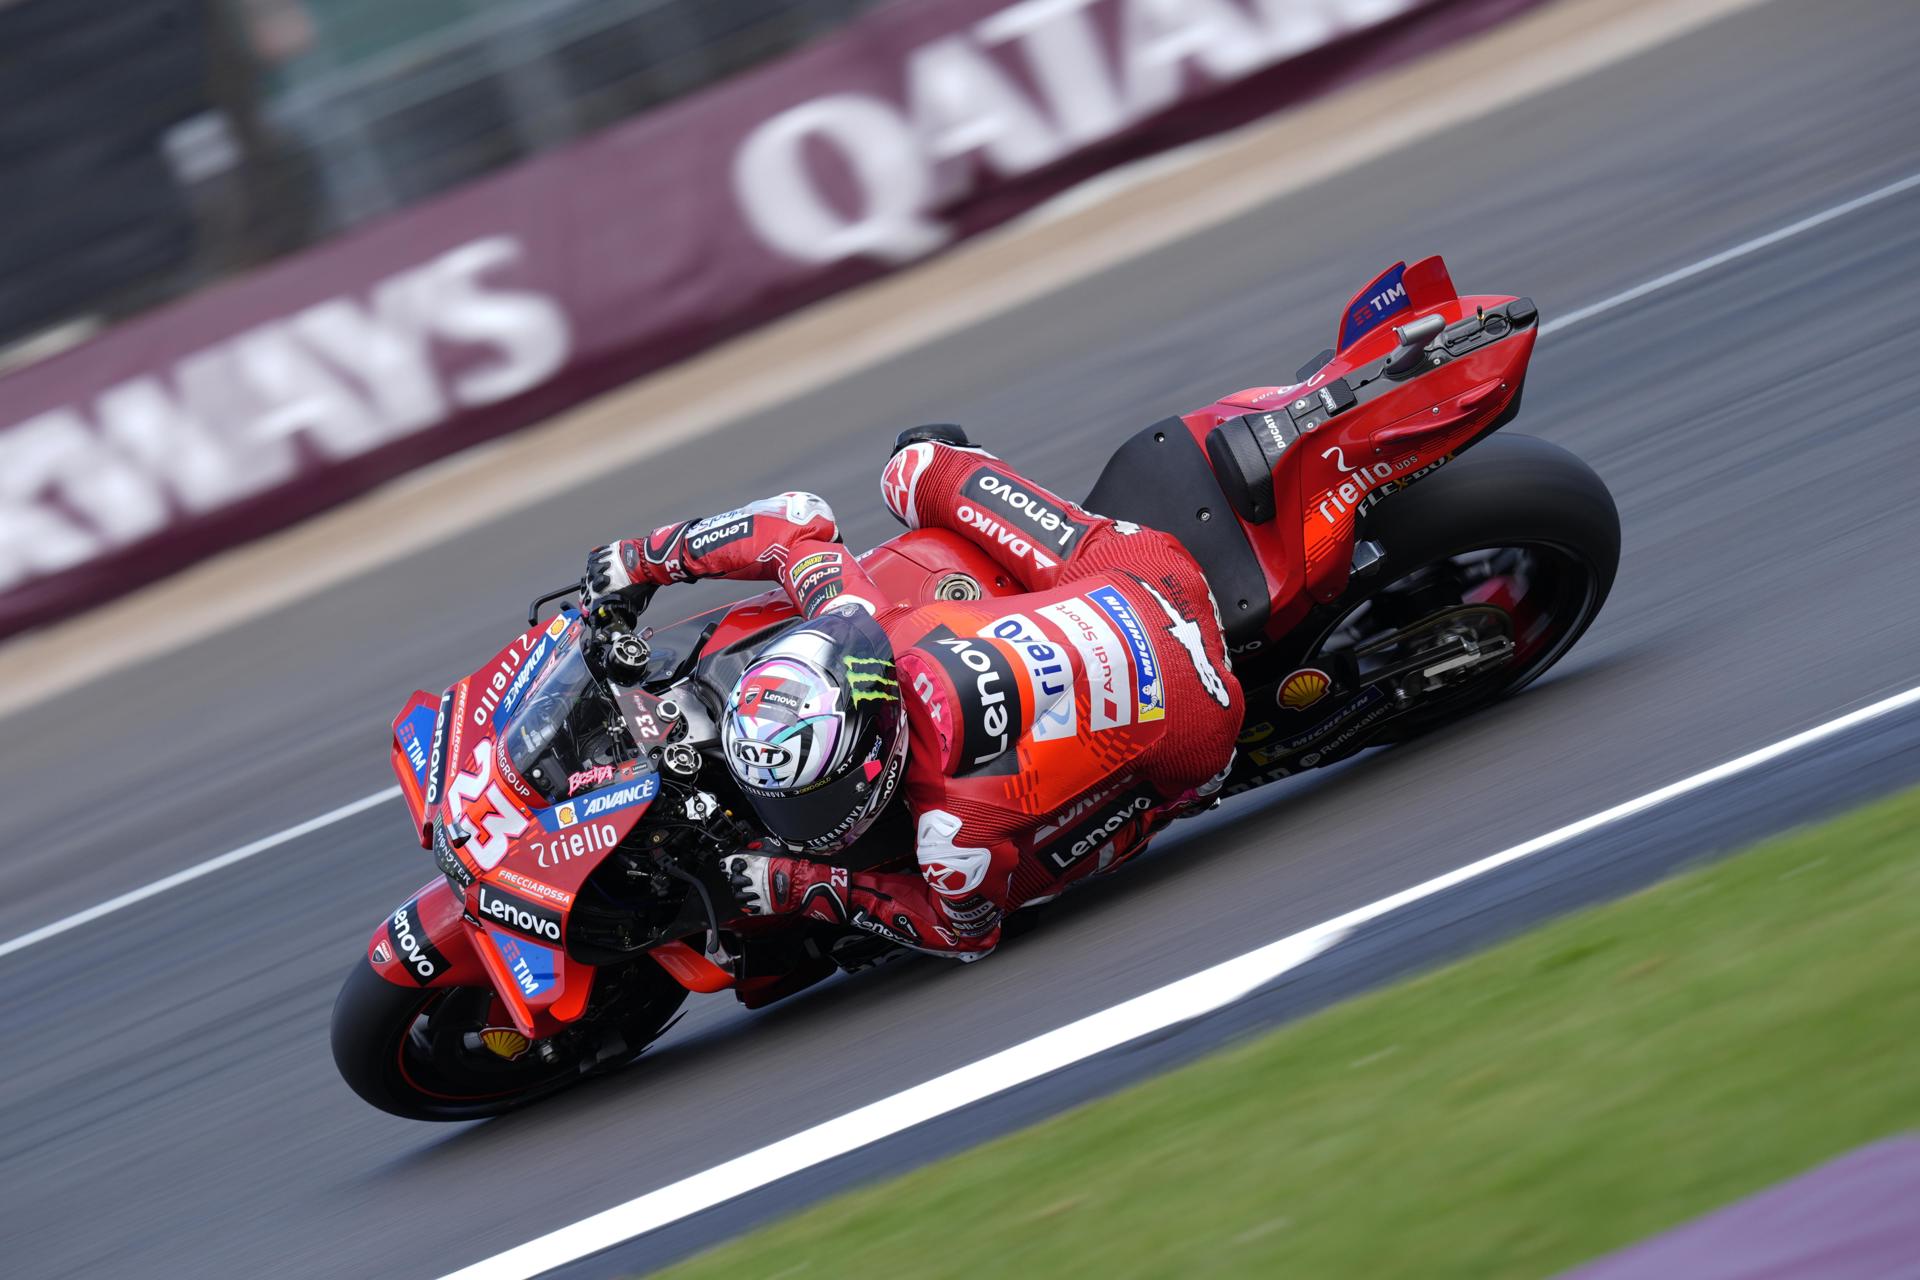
[330,958,686,1121]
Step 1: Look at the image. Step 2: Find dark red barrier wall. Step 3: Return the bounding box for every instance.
[0,0,1540,639]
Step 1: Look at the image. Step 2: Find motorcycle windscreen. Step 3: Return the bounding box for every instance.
[495,621,631,805]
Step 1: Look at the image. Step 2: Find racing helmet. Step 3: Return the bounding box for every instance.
[721,609,907,854]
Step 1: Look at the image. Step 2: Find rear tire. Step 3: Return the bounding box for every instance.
[1359,433,1620,607]
[1316,432,1619,740]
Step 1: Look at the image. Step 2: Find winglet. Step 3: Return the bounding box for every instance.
[1401,255,1458,310]
[1336,261,1411,353]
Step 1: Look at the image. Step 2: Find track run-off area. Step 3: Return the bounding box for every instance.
[3,1,1919,1276]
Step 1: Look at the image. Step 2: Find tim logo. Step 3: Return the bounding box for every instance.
[1367,282,1406,313]
[1349,284,1405,330]
[1340,262,1411,348]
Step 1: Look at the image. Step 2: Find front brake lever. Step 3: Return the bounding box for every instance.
[527,580,585,627]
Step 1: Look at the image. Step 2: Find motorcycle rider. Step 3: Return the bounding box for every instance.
[584,427,1242,959]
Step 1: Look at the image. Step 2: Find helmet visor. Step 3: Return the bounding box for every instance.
[737,732,904,853]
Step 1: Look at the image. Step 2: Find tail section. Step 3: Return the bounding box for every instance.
[1334,256,1459,354]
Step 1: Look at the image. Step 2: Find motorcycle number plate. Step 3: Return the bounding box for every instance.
[619,688,679,751]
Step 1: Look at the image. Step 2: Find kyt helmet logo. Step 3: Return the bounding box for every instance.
[842,655,898,704]
[730,739,794,770]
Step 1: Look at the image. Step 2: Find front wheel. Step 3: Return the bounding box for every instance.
[330,956,687,1121]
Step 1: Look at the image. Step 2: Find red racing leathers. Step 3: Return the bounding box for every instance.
[601,442,1243,958]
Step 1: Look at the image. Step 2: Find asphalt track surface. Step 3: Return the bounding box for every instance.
[4,0,1919,1274]
[560,693,1920,1279]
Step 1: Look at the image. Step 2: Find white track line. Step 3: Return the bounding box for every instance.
[0,787,401,961]
[441,680,1920,1280]
[447,926,1352,1280]
[3,172,1916,964]
[1540,170,1920,336]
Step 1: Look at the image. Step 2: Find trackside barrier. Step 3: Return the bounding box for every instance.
[0,0,1541,640]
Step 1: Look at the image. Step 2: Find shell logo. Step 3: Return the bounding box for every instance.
[1278,668,1332,711]
[480,1027,531,1060]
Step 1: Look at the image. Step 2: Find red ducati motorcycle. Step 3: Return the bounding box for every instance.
[332,257,1618,1119]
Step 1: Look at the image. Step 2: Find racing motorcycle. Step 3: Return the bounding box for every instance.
[332,256,1618,1119]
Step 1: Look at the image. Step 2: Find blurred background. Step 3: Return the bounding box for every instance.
[0,0,885,359]
[5,0,1919,1276]
[0,0,1530,638]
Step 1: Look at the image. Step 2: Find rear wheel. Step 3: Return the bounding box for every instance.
[1229,434,1618,787]
[1319,432,1619,738]
[330,957,687,1121]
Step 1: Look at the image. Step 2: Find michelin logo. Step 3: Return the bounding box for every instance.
[1089,585,1163,722]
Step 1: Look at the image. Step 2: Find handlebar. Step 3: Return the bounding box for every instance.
[527,578,658,686]
[526,580,585,627]
[527,579,655,630]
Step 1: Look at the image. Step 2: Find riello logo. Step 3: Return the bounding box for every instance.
[1317,454,1449,524]
[534,822,617,868]
[1315,461,1396,525]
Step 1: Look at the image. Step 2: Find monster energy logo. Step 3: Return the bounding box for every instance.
[843,655,898,704]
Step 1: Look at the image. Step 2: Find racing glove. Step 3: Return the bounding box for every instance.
[582,543,657,632]
[727,854,842,920]
[889,423,974,457]
[586,542,647,598]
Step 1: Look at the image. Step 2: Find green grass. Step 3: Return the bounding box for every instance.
[656,788,1920,1279]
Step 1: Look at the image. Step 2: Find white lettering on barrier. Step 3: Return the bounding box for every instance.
[734,0,1418,266]
[732,96,949,266]
[0,236,571,594]
[1120,0,1268,117]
